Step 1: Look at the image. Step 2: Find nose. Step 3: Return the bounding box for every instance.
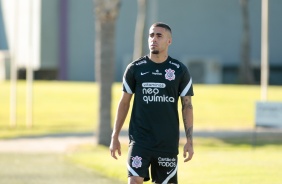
[151,36,157,42]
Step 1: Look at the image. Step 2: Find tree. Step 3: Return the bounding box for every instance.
[239,0,254,84]
[133,0,147,60]
[94,0,121,146]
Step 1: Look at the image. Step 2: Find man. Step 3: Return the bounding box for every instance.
[110,22,194,184]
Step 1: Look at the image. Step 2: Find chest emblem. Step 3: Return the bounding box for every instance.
[165,68,175,81]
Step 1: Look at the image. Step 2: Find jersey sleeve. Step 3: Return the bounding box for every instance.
[179,65,194,97]
[122,63,135,94]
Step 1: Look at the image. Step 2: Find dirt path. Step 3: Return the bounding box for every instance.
[0,135,95,153]
[0,129,280,153]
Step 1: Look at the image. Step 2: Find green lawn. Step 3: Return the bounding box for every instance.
[1,81,282,138]
[67,136,282,184]
[1,81,282,183]
[0,81,99,138]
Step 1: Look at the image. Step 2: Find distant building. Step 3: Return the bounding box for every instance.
[1,0,281,84]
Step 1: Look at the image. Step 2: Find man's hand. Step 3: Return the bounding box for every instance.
[109,137,121,160]
[183,142,194,162]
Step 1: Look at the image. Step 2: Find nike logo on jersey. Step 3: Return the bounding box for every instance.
[141,72,149,75]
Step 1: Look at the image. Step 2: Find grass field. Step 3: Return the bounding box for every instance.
[67,136,282,184]
[1,81,282,138]
[0,81,99,138]
[1,81,282,183]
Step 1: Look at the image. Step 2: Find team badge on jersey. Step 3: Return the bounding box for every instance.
[132,156,142,168]
[165,68,175,81]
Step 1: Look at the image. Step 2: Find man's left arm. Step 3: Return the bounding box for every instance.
[181,96,194,162]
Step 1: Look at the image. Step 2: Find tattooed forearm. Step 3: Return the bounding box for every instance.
[188,102,193,109]
[181,96,193,146]
[185,126,193,142]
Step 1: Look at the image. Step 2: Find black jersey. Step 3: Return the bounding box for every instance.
[123,55,194,154]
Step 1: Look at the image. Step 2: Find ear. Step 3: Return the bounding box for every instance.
[168,39,172,45]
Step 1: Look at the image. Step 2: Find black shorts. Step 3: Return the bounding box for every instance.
[127,145,178,183]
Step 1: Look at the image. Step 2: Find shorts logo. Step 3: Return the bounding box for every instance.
[158,157,177,168]
[165,68,175,81]
[167,169,174,174]
[132,156,142,168]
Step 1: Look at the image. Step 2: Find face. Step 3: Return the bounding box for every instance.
[148,26,172,55]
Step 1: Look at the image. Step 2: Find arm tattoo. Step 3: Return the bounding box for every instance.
[185,126,193,142]
[181,96,193,110]
[182,96,193,146]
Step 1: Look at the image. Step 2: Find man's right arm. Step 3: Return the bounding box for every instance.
[110,92,132,159]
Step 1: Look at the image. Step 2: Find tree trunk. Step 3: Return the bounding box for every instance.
[133,0,147,60]
[94,0,120,146]
[239,0,254,84]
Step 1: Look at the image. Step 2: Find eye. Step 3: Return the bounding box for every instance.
[156,33,162,37]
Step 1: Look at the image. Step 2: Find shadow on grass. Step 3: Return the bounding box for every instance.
[220,134,282,147]
[191,133,282,149]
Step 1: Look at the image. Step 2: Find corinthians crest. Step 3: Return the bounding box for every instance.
[165,68,175,81]
[132,156,142,168]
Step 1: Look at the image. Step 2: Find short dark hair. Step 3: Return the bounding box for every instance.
[151,22,172,34]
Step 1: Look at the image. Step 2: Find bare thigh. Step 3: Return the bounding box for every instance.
[128,176,144,184]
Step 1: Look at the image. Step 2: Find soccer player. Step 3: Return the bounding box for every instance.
[110,22,194,184]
